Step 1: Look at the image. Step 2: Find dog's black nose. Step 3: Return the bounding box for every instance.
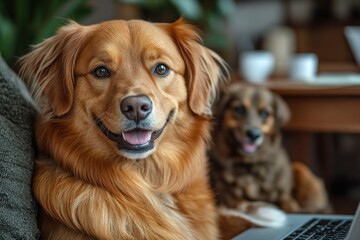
[246,128,263,142]
[120,95,152,122]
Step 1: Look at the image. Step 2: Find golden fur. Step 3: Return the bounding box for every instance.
[210,83,330,214]
[19,18,228,239]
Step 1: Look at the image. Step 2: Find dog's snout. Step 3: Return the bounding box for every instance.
[246,128,263,142]
[120,95,152,122]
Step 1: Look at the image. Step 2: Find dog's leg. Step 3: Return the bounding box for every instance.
[219,201,287,228]
[33,160,196,240]
[175,177,219,240]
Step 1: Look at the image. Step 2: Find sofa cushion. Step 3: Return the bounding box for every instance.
[0,56,40,239]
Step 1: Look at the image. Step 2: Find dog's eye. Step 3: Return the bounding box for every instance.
[153,64,170,77]
[234,105,246,115]
[92,66,110,79]
[259,109,270,119]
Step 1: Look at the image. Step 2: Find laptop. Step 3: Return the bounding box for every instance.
[345,26,360,66]
[232,202,360,240]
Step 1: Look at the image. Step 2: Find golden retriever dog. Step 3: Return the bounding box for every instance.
[18,18,228,239]
[210,83,330,216]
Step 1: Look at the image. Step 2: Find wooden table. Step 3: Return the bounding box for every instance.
[261,80,360,133]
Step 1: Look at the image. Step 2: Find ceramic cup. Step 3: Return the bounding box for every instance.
[240,51,274,83]
[290,53,318,81]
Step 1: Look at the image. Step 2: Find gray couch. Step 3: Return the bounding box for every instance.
[0,56,40,239]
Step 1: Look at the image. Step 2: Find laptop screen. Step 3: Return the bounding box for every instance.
[345,26,360,66]
[346,202,360,240]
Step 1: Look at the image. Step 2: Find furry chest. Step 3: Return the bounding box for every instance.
[221,163,286,202]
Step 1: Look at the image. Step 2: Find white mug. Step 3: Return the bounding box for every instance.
[290,53,318,81]
[239,51,274,83]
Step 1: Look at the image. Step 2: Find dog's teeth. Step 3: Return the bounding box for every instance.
[122,132,127,141]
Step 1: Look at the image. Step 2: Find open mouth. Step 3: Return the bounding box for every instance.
[95,110,174,154]
[241,143,259,154]
[228,131,262,155]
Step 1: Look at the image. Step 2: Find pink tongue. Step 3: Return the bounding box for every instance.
[123,130,152,145]
[243,143,257,153]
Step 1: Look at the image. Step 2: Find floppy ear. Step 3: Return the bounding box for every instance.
[212,89,232,133]
[274,94,291,126]
[18,21,88,117]
[213,83,245,130]
[160,18,229,117]
[213,86,233,121]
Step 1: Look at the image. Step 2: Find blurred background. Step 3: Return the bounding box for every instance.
[1,0,360,214]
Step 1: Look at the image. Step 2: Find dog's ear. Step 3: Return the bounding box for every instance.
[213,88,232,123]
[211,89,232,135]
[159,18,229,117]
[274,94,291,126]
[18,21,88,117]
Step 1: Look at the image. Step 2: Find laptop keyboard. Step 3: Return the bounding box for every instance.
[282,218,352,240]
